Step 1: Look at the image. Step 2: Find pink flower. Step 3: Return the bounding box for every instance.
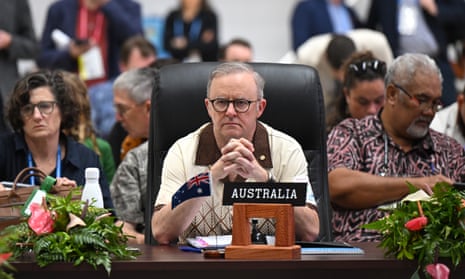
[405,201,428,231]
[28,202,55,235]
[426,263,450,279]
[405,216,428,231]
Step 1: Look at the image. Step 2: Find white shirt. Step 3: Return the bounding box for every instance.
[430,102,465,146]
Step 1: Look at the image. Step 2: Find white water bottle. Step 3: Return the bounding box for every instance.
[81,167,104,208]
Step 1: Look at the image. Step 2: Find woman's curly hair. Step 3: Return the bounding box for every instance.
[7,69,79,132]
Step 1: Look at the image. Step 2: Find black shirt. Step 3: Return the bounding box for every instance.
[0,132,114,210]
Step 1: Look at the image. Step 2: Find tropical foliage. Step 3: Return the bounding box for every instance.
[364,182,465,279]
[0,191,139,276]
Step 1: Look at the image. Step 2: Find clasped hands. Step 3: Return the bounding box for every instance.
[210,138,267,184]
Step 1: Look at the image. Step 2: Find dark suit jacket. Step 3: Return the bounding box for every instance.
[367,0,465,105]
[0,133,114,210]
[291,0,361,51]
[37,0,143,79]
[367,0,465,59]
[0,0,39,103]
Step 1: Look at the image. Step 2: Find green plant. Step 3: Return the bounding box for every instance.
[0,190,139,275]
[0,253,15,279]
[364,182,465,279]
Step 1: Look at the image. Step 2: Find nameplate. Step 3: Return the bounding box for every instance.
[222,182,306,206]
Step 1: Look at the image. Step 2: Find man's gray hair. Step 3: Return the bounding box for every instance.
[113,67,159,104]
[385,53,443,87]
[206,62,265,99]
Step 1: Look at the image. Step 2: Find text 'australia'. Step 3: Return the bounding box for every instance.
[230,187,298,200]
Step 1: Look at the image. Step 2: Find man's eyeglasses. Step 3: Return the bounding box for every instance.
[114,104,136,116]
[392,82,443,113]
[20,101,57,117]
[208,98,258,113]
[349,60,386,76]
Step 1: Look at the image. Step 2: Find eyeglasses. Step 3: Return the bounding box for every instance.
[208,98,258,113]
[114,104,136,116]
[392,82,443,112]
[20,101,57,117]
[348,60,386,76]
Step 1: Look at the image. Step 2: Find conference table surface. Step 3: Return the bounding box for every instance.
[11,242,465,279]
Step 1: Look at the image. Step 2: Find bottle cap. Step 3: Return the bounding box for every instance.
[85,168,99,180]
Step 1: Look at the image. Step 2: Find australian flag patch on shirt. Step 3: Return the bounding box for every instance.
[171,172,211,209]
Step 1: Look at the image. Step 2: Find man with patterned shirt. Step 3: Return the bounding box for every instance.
[327,53,465,242]
[151,62,320,245]
[110,141,148,244]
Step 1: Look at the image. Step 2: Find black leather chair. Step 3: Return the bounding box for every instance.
[145,62,332,244]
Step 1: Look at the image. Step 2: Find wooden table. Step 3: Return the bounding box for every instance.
[11,242,465,279]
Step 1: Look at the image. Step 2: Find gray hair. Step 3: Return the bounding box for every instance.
[206,62,265,99]
[385,53,443,87]
[113,67,159,103]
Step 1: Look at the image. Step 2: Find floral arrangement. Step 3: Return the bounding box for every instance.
[0,190,139,276]
[364,182,465,279]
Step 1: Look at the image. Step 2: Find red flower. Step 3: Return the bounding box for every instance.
[426,263,450,279]
[405,200,428,231]
[28,202,55,235]
[405,216,428,231]
[0,253,12,265]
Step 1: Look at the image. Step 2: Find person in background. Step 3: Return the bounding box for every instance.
[37,0,143,87]
[326,51,386,133]
[290,0,361,51]
[164,0,219,62]
[89,35,157,139]
[0,70,113,209]
[327,53,465,242]
[62,71,115,183]
[151,62,319,245]
[325,34,356,84]
[110,67,160,243]
[110,140,148,244]
[112,67,158,161]
[367,0,465,107]
[218,38,253,62]
[296,29,393,120]
[0,0,40,134]
[430,84,465,146]
[321,34,357,110]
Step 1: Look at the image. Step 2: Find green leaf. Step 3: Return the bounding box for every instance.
[406,181,419,194]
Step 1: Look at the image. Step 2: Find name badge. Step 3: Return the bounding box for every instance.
[222,182,306,206]
[78,46,105,81]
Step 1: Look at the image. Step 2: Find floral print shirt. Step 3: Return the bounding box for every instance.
[327,114,465,242]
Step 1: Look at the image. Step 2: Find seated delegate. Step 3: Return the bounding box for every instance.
[327,53,465,242]
[151,62,320,244]
[0,70,113,209]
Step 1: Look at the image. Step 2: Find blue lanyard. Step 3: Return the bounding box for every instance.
[27,145,62,185]
[174,17,202,41]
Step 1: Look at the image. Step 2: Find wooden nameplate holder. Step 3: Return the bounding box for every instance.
[224,203,301,259]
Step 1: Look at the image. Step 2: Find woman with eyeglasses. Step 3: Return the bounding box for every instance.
[0,70,113,210]
[326,51,387,133]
